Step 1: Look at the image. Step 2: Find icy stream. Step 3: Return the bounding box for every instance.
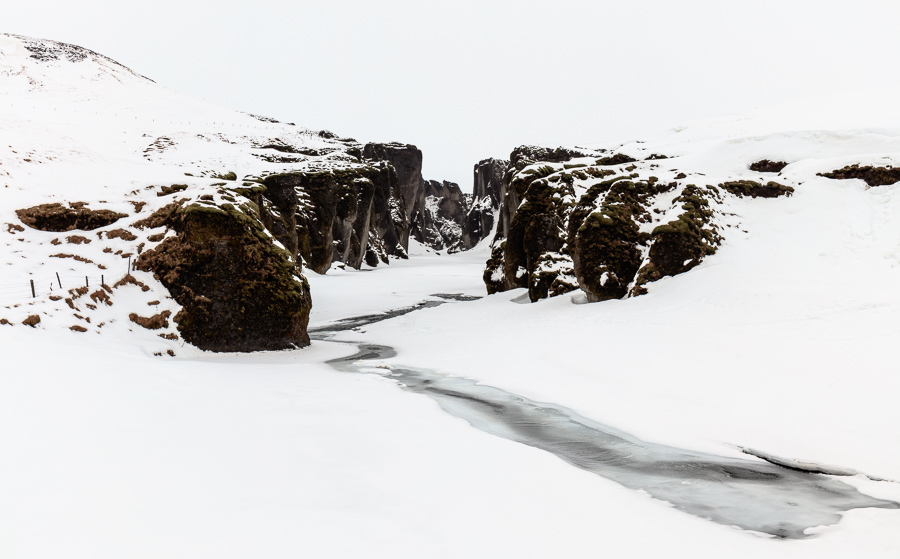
[310,298,898,539]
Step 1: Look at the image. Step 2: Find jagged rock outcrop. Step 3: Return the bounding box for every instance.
[363,142,424,254]
[482,145,794,303]
[255,164,397,273]
[241,143,430,275]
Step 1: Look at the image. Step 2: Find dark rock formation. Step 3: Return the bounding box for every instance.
[484,146,629,301]
[414,180,478,252]
[481,144,795,304]
[473,158,507,207]
[136,201,311,352]
[466,158,508,247]
[749,159,788,173]
[17,202,126,232]
[818,164,900,187]
[233,141,498,277]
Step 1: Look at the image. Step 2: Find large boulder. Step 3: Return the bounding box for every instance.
[137,202,311,352]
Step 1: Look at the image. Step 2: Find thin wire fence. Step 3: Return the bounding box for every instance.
[0,261,134,306]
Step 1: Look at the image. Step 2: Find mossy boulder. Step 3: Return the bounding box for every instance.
[136,202,311,352]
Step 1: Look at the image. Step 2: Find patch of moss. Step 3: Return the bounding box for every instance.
[158,184,188,196]
[133,202,181,230]
[106,228,138,241]
[749,159,788,173]
[595,153,637,166]
[17,203,126,232]
[719,180,794,198]
[818,164,900,187]
[129,310,170,330]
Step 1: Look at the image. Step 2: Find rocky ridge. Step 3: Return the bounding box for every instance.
[481,146,801,302]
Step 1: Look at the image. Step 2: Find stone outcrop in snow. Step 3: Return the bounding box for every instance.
[481,145,795,302]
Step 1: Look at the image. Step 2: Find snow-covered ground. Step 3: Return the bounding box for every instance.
[5,240,900,557]
[3,32,900,558]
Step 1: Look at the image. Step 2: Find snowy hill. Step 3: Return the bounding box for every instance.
[0,33,495,352]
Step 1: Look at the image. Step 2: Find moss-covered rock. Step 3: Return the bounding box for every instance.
[572,180,657,302]
[136,202,311,352]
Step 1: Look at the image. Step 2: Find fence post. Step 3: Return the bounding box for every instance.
[56,272,62,289]
[30,279,35,298]
[85,276,89,288]
[101,275,105,287]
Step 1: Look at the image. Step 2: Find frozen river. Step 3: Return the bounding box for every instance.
[312,297,899,539]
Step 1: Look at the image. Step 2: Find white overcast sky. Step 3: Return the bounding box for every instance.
[7,0,900,187]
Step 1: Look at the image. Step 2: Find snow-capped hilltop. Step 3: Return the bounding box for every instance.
[0,32,152,87]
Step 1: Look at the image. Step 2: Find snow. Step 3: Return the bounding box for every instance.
[2,33,900,557]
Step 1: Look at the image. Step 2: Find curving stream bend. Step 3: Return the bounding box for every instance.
[310,297,899,539]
